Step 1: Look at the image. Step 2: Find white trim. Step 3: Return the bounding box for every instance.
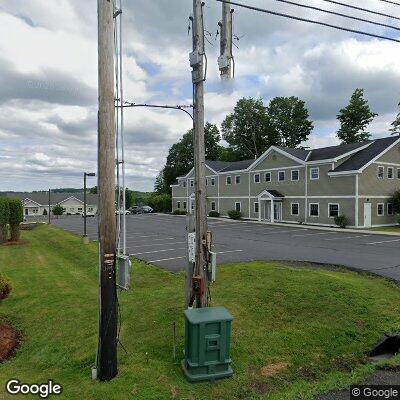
[57,196,84,205]
[291,169,300,181]
[226,176,232,185]
[23,198,42,206]
[377,165,385,179]
[306,143,372,165]
[309,167,320,180]
[328,170,360,177]
[359,195,392,199]
[278,170,286,182]
[235,201,241,212]
[360,137,400,172]
[291,202,300,216]
[309,203,320,217]
[374,161,400,167]
[253,173,261,183]
[265,171,272,182]
[328,203,340,218]
[377,203,385,216]
[234,175,241,184]
[387,166,394,179]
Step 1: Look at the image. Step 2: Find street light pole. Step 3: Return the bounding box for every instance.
[83,172,96,244]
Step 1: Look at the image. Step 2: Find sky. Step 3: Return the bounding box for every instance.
[0,0,400,192]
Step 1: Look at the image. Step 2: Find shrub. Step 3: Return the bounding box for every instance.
[0,275,11,300]
[396,214,400,226]
[228,210,242,220]
[148,193,172,213]
[53,205,64,218]
[209,211,220,218]
[8,198,23,242]
[173,210,186,215]
[43,208,48,216]
[334,215,349,229]
[0,198,10,244]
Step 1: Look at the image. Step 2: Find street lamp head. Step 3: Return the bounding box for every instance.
[85,172,96,177]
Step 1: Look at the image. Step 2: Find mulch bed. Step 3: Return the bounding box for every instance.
[0,322,20,362]
[0,240,27,247]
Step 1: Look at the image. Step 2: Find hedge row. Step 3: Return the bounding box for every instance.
[0,198,23,243]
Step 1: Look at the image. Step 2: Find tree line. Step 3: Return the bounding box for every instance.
[155,89,400,195]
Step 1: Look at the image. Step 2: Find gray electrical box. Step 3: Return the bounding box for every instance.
[189,50,202,68]
[117,255,131,290]
[218,55,229,70]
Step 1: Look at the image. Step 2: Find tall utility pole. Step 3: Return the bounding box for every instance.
[218,0,233,80]
[97,0,118,381]
[190,0,208,308]
[48,189,51,225]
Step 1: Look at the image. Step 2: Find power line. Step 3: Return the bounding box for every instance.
[269,0,400,32]
[319,0,400,22]
[379,0,400,6]
[215,0,400,43]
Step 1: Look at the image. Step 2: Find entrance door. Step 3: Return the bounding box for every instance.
[364,203,372,228]
[25,208,28,216]
[264,201,271,221]
[274,203,282,221]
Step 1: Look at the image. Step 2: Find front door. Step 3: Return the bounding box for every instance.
[274,203,282,221]
[25,208,28,216]
[364,203,372,228]
[264,201,271,221]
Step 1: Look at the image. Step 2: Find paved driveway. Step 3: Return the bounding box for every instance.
[51,214,400,282]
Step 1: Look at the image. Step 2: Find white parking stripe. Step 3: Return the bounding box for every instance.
[130,248,186,256]
[324,235,370,241]
[293,232,337,237]
[127,241,186,249]
[148,256,186,263]
[129,237,177,243]
[125,234,163,239]
[367,238,400,245]
[216,250,243,255]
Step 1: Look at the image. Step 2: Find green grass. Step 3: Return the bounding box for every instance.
[369,226,400,234]
[0,226,400,399]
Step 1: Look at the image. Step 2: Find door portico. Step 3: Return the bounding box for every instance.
[257,190,284,223]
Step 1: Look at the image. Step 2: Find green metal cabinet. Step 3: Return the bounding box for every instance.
[182,306,233,383]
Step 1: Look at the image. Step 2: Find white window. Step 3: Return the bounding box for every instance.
[254,202,259,213]
[278,171,285,182]
[235,202,241,212]
[190,179,194,187]
[388,203,394,215]
[211,202,216,211]
[265,172,271,182]
[177,201,181,209]
[291,170,299,181]
[191,202,194,211]
[211,178,215,186]
[309,203,319,217]
[291,203,299,216]
[388,167,394,179]
[377,166,384,179]
[310,168,319,180]
[328,203,340,218]
[377,203,384,216]
[183,181,187,188]
[254,173,260,183]
[226,176,232,185]
[88,207,93,212]
[183,202,187,209]
[78,207,83,212]
[235,175,241,184]
[206,178,208,186]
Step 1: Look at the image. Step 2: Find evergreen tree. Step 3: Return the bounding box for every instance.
[390,102,400,135]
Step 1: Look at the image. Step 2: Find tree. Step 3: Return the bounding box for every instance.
[0,198,10,244]
[390,102,400,135]
[336,89,377,144]
[8,198,23,242]
[158,122,223,193]
[221,97,277,160]
[43,208,48,216]
[266,96,314,148]
[52,205,64,218]
[90,186,98,194]
[147,193,172,213]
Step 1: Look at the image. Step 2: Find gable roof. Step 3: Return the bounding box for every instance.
[218,159,254,172]
[331,136,400,173]
[307,141,370,162]
[1,192,98,206]
[275,146,310,161]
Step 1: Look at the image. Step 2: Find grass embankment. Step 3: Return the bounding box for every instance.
[0,226,399,399]
[370,226,400,234]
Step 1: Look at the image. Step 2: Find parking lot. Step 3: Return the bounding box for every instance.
[51,214,400,282]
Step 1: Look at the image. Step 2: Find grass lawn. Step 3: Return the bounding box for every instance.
[369,226,400,234]
[0,225,400,400]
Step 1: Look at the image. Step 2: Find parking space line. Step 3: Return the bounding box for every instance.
[125,234,163,239]
[216,250,243,254]
[292,232,337,237]
[148,256,186,263]
[366,238,400,245]
[324,235,370,241]
[127,241,186,249]
[130,248,186,256]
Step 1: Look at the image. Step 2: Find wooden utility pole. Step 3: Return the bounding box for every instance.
[48,189,51,224]
[191,0,208,308]
[219,0,233,79]
[97,0,118,381]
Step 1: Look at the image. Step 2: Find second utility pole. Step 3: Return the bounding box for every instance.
[191,0,208,308]
[219,0,233,79]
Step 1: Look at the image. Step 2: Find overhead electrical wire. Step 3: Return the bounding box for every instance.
[269,0,400,32]
[379,0,400,6]
[215,0,400,43]
[319,0,400,22]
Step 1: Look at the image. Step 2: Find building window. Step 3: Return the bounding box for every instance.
[254,202,259,213]
[191,202,194,211]
[397,168,400,179]
[388,167,394,179]
[388,203,394,215]
[309,203,319,217]
[310,168,319,180]
[211,178,215,186]
[226,176,232,185]
[190,179,194,187]
[291,170,299,181]
[183,201,187,209]
[88,207,93,212]
[377,203,384,216]
[177,201,181,209]
[235,202,241,212]
[78,208,83,212]
[254,173,260,183]
[235,175,241,184]
[206,178,208,186]
[329,203,339,218]
[265,172,271,182]
[377,166,384,179]
[211,202,216,211]
[183,180,186,188]
[278,171,285,182]
[291,203,299,216]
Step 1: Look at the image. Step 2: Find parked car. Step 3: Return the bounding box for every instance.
[82,212,96,217]
[141,206,153,213]
[129,206,144,214]
[115,209,130,215]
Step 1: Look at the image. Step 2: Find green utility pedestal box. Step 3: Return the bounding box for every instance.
[182,306,233,383]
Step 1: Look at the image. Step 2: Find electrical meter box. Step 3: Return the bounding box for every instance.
[182,306,233,383]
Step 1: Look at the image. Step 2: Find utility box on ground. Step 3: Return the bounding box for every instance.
[182,306,233,383]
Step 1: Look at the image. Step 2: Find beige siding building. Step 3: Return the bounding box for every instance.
[172,136,400,228]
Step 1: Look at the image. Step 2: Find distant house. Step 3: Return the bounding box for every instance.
[2,192,98,217]
[171,136,400,228]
